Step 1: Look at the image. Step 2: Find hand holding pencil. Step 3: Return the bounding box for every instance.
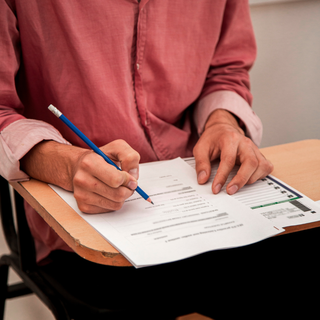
[48,105,153,213]
[70,140,150,213]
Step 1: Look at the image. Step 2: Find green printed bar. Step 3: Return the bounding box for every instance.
[251,197,300,209]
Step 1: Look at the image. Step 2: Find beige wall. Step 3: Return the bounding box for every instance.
[249,0,320,147]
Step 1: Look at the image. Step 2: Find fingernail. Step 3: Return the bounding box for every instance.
[197,170,207,183]
[213,184,222,194]
[129,168,138,179]
[228,185,238,195]
[127,180,138,190]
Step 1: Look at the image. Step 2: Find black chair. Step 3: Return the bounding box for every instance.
[0,175,71,319]
[0,176,190,320]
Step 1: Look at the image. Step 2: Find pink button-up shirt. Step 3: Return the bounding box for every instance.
[0,0,262,262]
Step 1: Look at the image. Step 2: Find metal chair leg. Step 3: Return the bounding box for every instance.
[0,261,9,320]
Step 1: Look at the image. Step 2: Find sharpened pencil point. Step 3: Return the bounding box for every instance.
[147,198,154,205]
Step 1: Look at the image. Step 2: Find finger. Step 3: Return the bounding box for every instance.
[100,139,140,179]
[74,168,136,197]
[193,140,218,185]
[75,185,134,214]
[100,166,138,191]
[226,156,258,195]
[226,152,273,195]
[240,156,273,185]
[248,152,274,183]
[73,157,137,213]
[211,145,238,194]
[77,151,138,190]
[73,170,135,213]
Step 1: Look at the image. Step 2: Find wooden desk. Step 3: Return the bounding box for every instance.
[11,139,320,267]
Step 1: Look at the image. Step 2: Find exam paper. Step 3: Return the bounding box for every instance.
[50,158,283,268]
[184,158,320,228]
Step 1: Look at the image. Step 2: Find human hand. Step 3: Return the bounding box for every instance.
[71,139,140,213]
[193,109,273,195]
[21,139,140,213]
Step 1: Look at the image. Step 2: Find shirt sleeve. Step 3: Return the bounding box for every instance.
[0,0,26,131]
[195,0,261,144]
[0,2,70,181]
[194,90,263,146]
[0,119,71,181]
[200,0,257,104]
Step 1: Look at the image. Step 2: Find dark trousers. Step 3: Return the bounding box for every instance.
[40,227,320,320]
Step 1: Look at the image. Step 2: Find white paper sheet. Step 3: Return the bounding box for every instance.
[50,158,283,268]
[184,158,320,228]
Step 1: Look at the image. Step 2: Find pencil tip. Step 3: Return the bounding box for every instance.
[147,198,154,205]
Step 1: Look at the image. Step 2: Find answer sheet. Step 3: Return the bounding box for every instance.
[184,158,320,228]
[50,158,283,268]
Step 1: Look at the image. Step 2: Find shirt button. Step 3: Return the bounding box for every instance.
[136,63,140,70]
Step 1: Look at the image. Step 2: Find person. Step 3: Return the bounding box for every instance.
[0,1,294,319]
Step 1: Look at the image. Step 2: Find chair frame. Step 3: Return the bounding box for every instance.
[0,176,72,319]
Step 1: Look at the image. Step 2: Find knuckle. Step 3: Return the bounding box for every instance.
[259,159,274,174]
[246,176,256,185]
[237,174,248,186]
[112,187,129,202]
[72,174,82,187]
[222,155,235,167]
[112,202,124,211]
[77,201,91,213]
[229,130,240,141]
[259,161,270,172]
[79,154,93,170]
[115,139,127,147]
[248,157,259,168]
[193,140,209,156]
[104,201,124,212]
[109,173,125,188]
[74,190,90,205]
[215,170,228,181]
[197,157,209,167]
[126,150,140,163]
[73,174,96,191]
[195,159,209,172]
[193,143,201,155]
[110,139,126,147]
[111,139,132,152]
[267,161,274,173]
[243,136,254,146]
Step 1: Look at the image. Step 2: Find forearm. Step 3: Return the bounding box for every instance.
[204,108,244,135]
[194,91,263,146]
[0,119,73,181]
[20,140,88,191]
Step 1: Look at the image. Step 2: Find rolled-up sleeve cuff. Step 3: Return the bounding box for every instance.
[194,90,263,146]
[0,119,71,181]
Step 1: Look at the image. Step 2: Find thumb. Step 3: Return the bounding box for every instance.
[117,170,138,191]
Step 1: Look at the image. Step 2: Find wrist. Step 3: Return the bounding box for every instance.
[204,109,245,135]
[20,140,88,191]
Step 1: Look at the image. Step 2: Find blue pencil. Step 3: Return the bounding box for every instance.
[48,104,153,205]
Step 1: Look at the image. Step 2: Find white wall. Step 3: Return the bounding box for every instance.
[249,0,320,147]
[250,0,308,5]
